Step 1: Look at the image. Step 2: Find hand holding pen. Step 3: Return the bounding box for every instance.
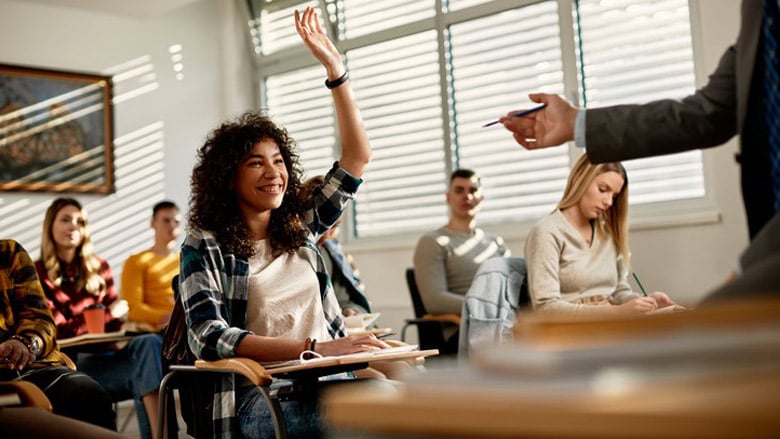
[483,104,547,127]
[498,93,580,150]
[633,272,675,308]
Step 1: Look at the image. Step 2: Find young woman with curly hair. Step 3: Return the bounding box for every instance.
[178,7,388,437]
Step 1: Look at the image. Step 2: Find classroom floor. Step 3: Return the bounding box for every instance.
[116,394,189,439]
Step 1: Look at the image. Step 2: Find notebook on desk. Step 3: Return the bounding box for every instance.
[263,345,437,375]
[58,330,148,348]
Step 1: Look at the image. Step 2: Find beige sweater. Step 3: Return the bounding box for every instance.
[524,210,638,314]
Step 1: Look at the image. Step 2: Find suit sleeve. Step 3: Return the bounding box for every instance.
[586,44,737,162]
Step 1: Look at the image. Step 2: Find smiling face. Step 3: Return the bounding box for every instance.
[447,176,483,220]
[51,204,86,251]
[577,171,625,220]
[234,138,289,218]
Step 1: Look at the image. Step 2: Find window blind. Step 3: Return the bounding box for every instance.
[247,0,708,239]
[345,30,449,237]
[341,0,435,39]
[249,0,320,56]
[449,2,570,222]
[265,65,337,180]
[576,0,704,204]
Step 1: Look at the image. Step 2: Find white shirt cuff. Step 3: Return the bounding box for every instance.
[574,109,587,148]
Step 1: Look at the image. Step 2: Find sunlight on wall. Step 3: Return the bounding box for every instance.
[1,55,167,292]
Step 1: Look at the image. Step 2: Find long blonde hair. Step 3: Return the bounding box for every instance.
[40,198,106,296]
[556,154,630,263]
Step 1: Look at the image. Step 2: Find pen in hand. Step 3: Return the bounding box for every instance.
[632,272,649,297]
[482,104,547,127]
[376,332,397,340]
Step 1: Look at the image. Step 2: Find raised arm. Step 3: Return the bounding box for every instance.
[295,7,371,177]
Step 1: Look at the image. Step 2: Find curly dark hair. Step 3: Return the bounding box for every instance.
[189,111,309,257]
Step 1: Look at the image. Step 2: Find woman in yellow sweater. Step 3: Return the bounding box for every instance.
[122,201,180,330]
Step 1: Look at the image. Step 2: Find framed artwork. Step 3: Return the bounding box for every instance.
[0,63,114,193]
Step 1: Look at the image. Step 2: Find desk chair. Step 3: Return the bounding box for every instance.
[160,275,371,438]
[0,380,52,411]
[159,274,286,438]
[0,380,128,438]
[400,268,461,354]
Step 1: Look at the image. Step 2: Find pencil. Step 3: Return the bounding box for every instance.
[632,272,649,297]
[482,104,547,127]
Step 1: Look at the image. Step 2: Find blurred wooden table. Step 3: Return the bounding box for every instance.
[323,298,780,438]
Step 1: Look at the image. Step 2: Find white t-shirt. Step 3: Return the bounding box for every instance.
[245,239,331,341]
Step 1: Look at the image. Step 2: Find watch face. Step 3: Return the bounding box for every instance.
[29,337,41,355]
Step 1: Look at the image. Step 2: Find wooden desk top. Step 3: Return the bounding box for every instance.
[324,298,780,438]
[323,367,780,438]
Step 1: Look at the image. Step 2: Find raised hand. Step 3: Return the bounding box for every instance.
[500,93,579,150]
[294,7,344,78]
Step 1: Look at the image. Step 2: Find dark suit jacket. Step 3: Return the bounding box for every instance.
[585,0,772,238]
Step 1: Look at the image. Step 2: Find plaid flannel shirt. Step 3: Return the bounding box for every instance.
[179,162,359,437]
[0,239,62,365]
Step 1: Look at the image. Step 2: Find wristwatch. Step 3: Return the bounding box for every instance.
[11,334,42,358]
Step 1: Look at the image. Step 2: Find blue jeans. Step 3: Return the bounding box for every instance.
[237,374,357,439]
[237,380,321,439]
[76,333,163,439]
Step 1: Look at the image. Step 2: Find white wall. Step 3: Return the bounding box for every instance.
[0,0,252,283]
[0,0,749,341]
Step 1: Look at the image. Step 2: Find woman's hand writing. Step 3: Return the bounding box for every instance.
[614,296,658,314]
[315,334,390,357]
[649,291,675,308]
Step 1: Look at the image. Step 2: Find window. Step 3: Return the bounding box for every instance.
[247,0,703,239]
[575,0,703,204]
[265,65,336,179]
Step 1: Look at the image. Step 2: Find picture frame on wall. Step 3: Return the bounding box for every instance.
[0,63,114,193]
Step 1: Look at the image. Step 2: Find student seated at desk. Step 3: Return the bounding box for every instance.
[525,154,676,314]
[34,198,164,439]
[299,175,372,317]
[413,169,510,352]
[178,7,390,437]
[122,200,180,331]
[0,239,115,430]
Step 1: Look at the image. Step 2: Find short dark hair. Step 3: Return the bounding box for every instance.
[449,168,479,184]
[152,200,178,219]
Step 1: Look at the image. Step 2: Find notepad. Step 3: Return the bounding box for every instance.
[262,344,435,375]
[58,330,140,348]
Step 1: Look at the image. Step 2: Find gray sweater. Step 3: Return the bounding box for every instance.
[524,210,638,314]
[413,227,509,314]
